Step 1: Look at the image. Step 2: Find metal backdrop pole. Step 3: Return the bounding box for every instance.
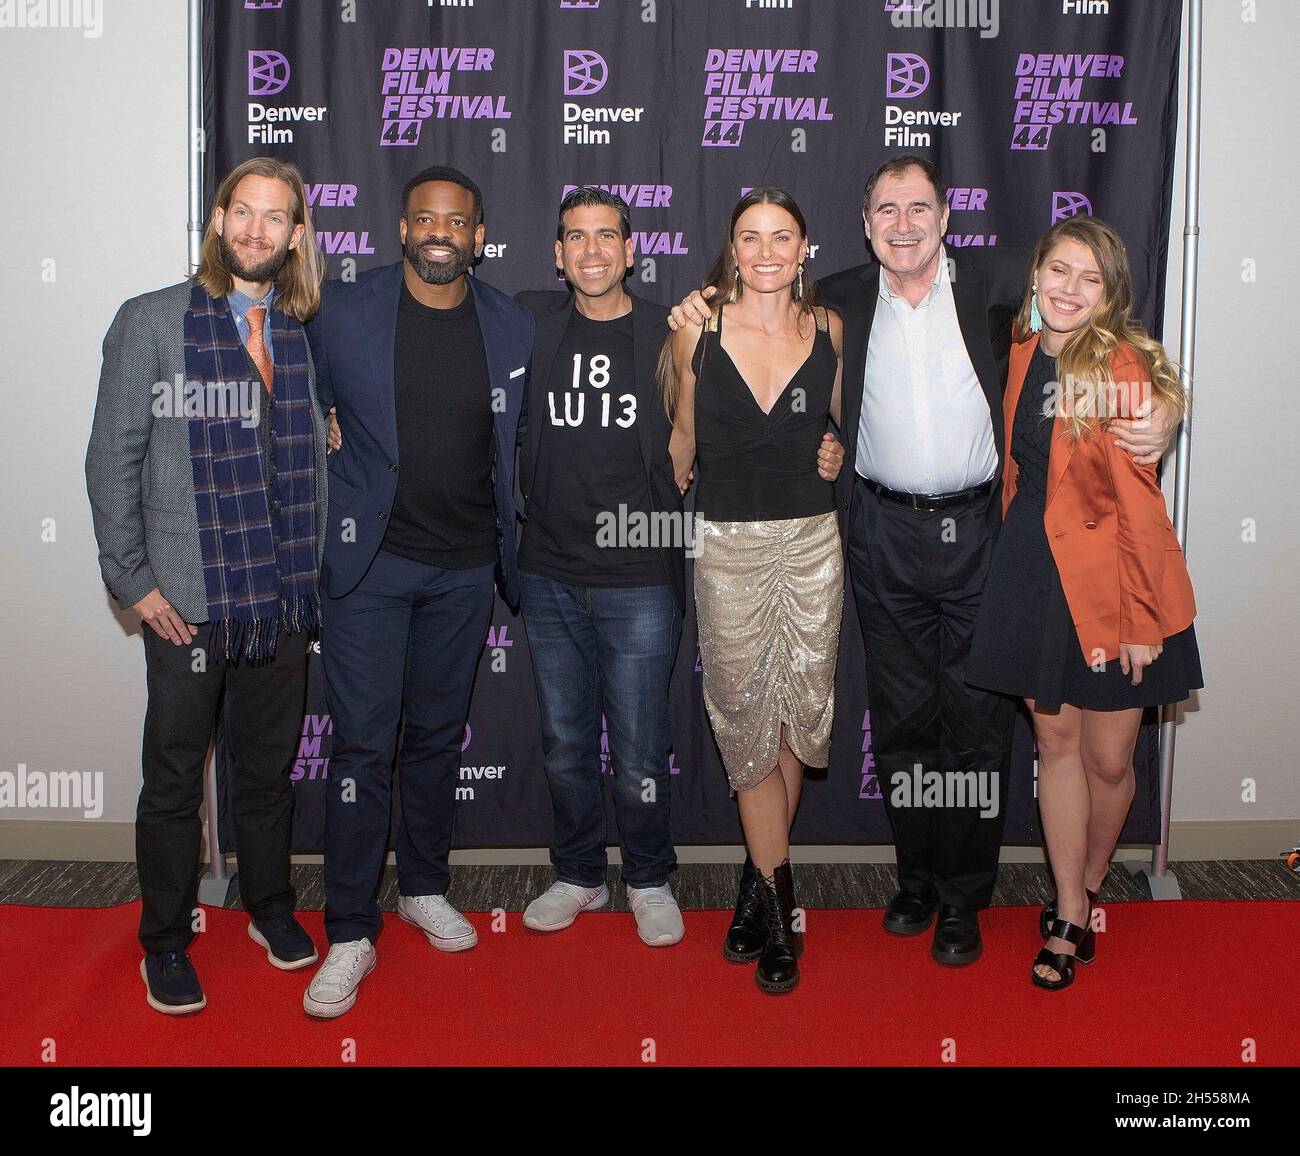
[1129,0,1200,901]
[190,0,230,906]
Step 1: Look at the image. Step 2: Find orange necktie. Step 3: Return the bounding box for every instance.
[246,304,274,394]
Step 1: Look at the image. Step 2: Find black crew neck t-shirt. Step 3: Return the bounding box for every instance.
[519,309,664,587]
[382,281,497,569]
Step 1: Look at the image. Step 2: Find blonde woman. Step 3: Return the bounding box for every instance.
[967,216,1201,991]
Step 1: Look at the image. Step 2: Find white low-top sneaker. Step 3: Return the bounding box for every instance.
[396,894,478,952]
[522,881,610,931]
[302,938,376,1019]
[627,883,685,947]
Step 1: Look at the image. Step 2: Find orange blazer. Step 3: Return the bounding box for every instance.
[1001,333,1196,663]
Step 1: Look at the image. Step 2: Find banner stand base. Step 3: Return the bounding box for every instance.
[1125,860,1183,900]
[198,865,234,908]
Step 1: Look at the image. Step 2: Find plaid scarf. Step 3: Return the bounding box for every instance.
[184,282,319,663]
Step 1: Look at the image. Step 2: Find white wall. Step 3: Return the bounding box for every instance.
[0,0,188,829]
[1160,0,1300,825]
[0,1,1295,850]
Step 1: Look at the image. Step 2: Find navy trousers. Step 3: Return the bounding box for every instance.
[321,549,494,944]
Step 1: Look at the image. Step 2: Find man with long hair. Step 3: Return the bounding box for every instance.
[87,157,328,1014]
[301,166,534,1019]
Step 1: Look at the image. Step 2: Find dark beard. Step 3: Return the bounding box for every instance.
[404,233,475,285]
[218,234,290,284]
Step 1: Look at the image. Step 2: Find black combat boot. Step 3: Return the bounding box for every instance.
[723,856,767,962]
[754,860,801,994]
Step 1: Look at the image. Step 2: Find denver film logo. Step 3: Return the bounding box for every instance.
[248,49,290,97]
[885,52,929,99]
[563,50,645,145]
[885,51,964,148]
[1052,190,1093,222]
[563,49,608,96]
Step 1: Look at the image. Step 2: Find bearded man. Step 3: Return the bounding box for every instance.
[87,157,329,1014]
[300,166,533,1019]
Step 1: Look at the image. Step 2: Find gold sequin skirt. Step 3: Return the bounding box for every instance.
[693,511,843,791]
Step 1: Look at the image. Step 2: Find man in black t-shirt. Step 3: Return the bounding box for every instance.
[303,167,534,1018]
[516,189,686,946]
[516,188,845,948]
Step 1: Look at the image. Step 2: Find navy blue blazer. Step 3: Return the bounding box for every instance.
[306,262,535,608]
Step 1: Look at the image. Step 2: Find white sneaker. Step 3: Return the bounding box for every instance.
[627,883,685,947]
[396,894,478,952]
[523,881,610,931]
[302,938,376,1019]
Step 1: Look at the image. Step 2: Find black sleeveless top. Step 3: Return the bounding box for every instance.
[690,305,837,521]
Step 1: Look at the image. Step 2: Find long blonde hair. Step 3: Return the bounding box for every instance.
[1016,216,1186,440]
[196,157,323,321]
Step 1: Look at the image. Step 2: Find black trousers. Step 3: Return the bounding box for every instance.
[847,477,1015,911]
[137,628,307,952]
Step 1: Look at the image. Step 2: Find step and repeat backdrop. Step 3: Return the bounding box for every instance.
[208,0,1181,850]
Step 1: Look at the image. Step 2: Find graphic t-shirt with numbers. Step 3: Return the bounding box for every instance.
[519,309,665,586]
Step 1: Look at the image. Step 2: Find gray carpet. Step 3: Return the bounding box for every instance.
[2,858,1297,911]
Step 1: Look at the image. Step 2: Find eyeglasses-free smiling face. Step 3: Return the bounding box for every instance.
[556,204,634,301]
[213,174,304,284]
[1035,237,1106,338]
[731,202,807,295]
[400,180,484,285]
[863,164,949,283]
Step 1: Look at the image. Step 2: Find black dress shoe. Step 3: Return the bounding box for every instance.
[931,905,982,966]
[882,890,939,936]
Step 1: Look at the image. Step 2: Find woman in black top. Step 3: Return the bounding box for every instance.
[662,188,844,993]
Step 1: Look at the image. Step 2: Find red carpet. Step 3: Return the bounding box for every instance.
[2,900,1295,1066]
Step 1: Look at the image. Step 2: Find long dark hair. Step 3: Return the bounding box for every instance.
[660,186,818,420]
[702,185,818,312]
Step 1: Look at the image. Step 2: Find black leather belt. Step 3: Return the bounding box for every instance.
[857,475,994,512]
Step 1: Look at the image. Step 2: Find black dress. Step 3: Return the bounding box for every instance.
[967,344,1203,711]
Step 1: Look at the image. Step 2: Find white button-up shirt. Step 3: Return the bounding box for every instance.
[855,248,998,494]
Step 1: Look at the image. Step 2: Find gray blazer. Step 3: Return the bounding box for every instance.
[85,280,328,624]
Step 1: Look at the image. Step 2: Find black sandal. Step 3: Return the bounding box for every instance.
[1032,916,1092,991]
[1039,886,1100,964]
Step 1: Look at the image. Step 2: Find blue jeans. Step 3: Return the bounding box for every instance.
[519,571,681,889]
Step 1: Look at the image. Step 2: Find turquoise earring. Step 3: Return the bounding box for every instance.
[1029,287,1043,333]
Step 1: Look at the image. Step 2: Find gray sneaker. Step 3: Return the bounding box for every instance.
[627,883,685,947]
[523,881,610,931]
